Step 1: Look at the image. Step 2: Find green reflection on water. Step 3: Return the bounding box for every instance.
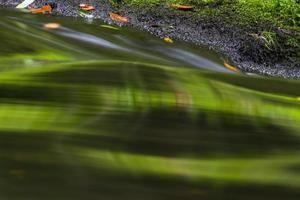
[1,8,300,200]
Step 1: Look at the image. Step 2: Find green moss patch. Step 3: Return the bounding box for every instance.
[120,0,300,64]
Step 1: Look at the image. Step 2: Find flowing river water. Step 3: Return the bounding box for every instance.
[1,8,300,200]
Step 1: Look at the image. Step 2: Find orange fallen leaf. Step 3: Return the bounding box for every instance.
[29,5,52,14]
[224,62,240,73]
[79,3,95,11]
[109,12,128,23]
[81,6,95,11]
[171,4,194,10]
[44,23,60,29]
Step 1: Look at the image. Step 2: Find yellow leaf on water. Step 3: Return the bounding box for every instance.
[224,62,240,73]
[164,37,173,43]
[100,24,119,30]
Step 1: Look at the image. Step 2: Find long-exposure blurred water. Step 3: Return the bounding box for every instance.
[1,8,300,200]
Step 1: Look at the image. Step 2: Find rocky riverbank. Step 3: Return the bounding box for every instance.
[1,0,300,78]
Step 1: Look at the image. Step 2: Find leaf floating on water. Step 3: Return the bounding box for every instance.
[164,37,174,43]
[79,3,95,11]
[100,24,120,30]
[16,0,36,9]
[109,12,128,23]
[10,169,26,178]
[171,4,194,10]
[224,62,240,73]
[29,5,52,14]
[44,23,60,29]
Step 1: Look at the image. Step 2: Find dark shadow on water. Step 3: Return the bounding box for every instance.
[76,107,300,158]
[203,73,300,97]
[286,164,300,175]
[0,105,299,159]
[0,84,79,104]
[33,62,173,91]
[1,146,300,200]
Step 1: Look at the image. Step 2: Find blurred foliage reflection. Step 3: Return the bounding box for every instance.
[1,8,300,200]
